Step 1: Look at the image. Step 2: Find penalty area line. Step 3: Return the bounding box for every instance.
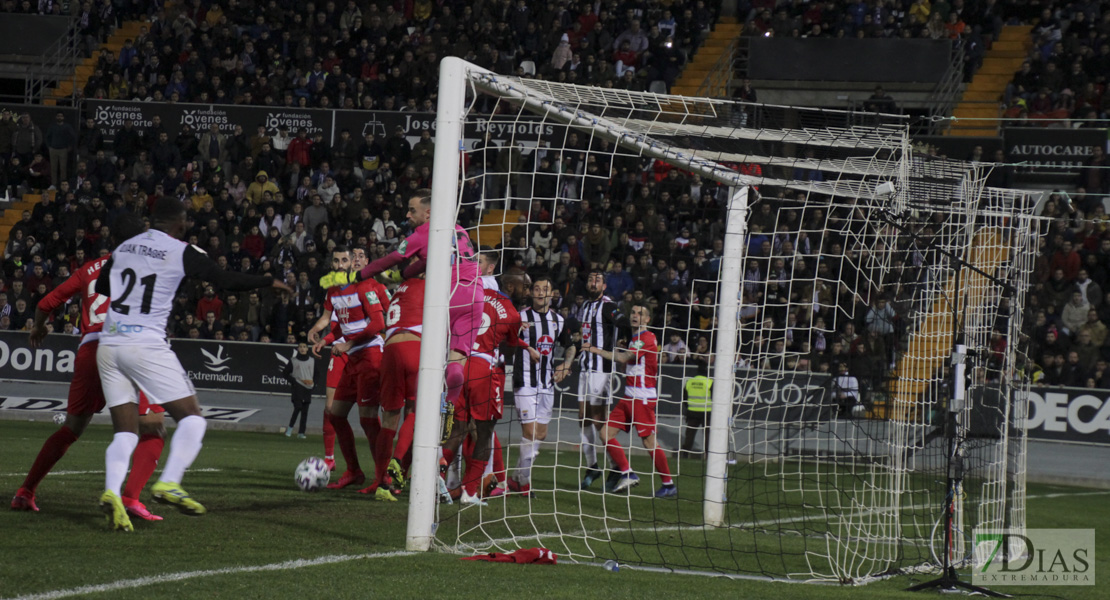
[0,468,222,478]
[2,551,416,600]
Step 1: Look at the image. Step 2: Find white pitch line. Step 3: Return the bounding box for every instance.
[0,468,222,478]
[2,551,415,600]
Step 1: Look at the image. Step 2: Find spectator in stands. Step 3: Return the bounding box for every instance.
[11,113,41,165]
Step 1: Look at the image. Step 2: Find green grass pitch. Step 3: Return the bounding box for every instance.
[1,420,1106,600]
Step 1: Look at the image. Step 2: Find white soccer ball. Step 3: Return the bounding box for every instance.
[295,457,331,492]
[52,412,66,425]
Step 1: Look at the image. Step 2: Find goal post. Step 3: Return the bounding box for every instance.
[703,185,747,527]
[405,57,1042,583]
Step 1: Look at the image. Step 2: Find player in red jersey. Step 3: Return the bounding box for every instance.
[372,275,425,499]
[308,245,387,492]
[12,214,169,521]
[582,303,675,497]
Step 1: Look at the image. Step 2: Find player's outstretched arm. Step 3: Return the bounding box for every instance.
[30,267,87,347]
[183,245,292,294]
[581,341,632,364]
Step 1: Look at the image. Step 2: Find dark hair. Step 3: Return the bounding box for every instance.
[532,275,553,288]
[587,267,606,279]
[152,197,186,228]
[112,213,146,246]
[480,247,499,268]
[413,188,431,207]
[332,244,350,255]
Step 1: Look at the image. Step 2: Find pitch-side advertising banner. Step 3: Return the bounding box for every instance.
[0,331,327,395]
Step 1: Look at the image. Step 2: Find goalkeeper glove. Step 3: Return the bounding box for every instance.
[318,270,356,289]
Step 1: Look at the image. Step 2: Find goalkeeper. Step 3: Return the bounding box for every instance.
[321,190,483,424]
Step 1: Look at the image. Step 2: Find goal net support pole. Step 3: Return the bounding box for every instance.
[406,56,468,552]
[704,185,748,527]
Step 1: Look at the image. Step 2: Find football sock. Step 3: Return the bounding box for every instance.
[514,437,538,484]
[322,408,335,459]
[462,457,488,496]
[462,435,474,460]
[161,415,206,484]
[444,362,464,408]
[581,422,597,468]
[374,427,396,485]
[22,425,79,493]
[651,447,673,485]
[328,413,360,472]
[105,432,138,496]
[359,416,380,459]
[491,432,506,484]
[123,434,164,501]
[605,438,631,473]
[392,413,415,462]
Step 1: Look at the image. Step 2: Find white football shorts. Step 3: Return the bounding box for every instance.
[97,343,196,408]
[577,371,613,406]
[514,386,554,425]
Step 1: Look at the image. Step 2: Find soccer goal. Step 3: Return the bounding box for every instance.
[405,56,1044,584]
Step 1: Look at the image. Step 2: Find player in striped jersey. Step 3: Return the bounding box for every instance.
[508,276,577,495]
[582,303,675,497]
[576,269,626,489]
[308,245,388,493]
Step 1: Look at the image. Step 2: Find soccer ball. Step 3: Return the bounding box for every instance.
[294,457,331,492]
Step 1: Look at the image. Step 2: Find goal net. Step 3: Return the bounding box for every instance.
[404,57,1042,583]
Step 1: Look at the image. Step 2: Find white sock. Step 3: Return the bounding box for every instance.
[515,437,538,484]
[482,433,496,479]
[160,415,207,484]
[581,423,598,468]
[105,432,139,496]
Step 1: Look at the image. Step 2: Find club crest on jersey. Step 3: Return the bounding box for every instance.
[631,340,644,350]
[537,335,555,356]
[397,240,407,254]
[365,291,380,304]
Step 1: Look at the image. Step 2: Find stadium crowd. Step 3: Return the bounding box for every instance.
[0,0,1105,399]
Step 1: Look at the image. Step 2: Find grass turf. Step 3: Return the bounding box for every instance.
[1,420,1106,600]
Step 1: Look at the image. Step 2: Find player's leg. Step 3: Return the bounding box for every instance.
[635,401,674,497]
[603,401,638,492]
[460,419,496,505]
[124,344,207,516]
[444,283,483,409]
[326,357,364,487]
[296,396,310,437]
[356,347,383,484]
[510,388,540,495]
[122,398,166,522]
[95,344,140,531]
[13,341,108,510]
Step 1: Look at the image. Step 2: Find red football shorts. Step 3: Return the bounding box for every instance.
[457,357,504,422]
[607,397,658,438]
[68,341,106,415]
[326,351,350,389]
[380,339,420,412]
[334,346,381,407]
[72,341,164,416]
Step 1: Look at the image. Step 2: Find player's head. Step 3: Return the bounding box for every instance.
[350,245,368,269]
[407,189,432,227]
[111,212,147,247]
[629,302,651,329]
[478,246,499,276]
[152,197,188,239]
[586,268,607,299]
[501,270,531,305]
[331,244,351,271]
[531,276,553,311]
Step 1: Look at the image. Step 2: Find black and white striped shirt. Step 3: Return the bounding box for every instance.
[516,307,574,389]
[576,297,622,373]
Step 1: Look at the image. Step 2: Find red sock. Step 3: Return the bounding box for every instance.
[491,432,505,484]
[651,447,673,485]
[359,417,380,455]
[322,407,335,458]
[462,455,488,496]
[392,413,415,462]
[123,434,165,502]
[605,438,630,473]
[21,425,79,492]
[374,427,396,484]
[328,413,360,472]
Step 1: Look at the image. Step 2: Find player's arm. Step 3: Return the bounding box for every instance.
[184,245,292,293]
[94,256,114,297]
[307,307,333,345]
[30,266,88,346]
[581,340,634,364]
[354,230,425,282]
[555,316,578,382]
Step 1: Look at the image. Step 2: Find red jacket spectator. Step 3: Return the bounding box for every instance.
[1050,242,1081,282]
[242,229,265,260]
[286,131,313,167]
[196,287,224,321]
